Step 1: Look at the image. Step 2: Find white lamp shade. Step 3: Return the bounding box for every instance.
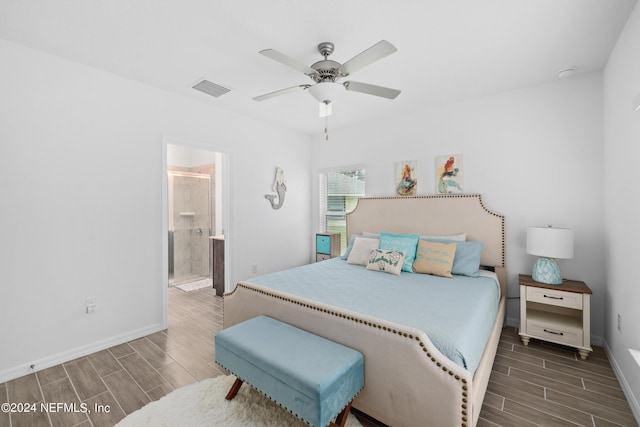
[526,226,574,259]
[308,82,345,103]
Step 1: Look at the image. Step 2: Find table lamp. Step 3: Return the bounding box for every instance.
[526,226,574,285]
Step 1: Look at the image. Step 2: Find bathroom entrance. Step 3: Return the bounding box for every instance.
[166,144,225,291]
[168,170,210,286]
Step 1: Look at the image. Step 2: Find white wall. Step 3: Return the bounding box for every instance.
[603,1,640,418]
[0,39,312,382]
[312,72,605,338]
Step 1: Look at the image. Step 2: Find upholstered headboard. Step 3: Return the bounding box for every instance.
[346,194,506,294]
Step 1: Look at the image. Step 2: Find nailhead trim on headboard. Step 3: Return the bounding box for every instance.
[347,194,505,268]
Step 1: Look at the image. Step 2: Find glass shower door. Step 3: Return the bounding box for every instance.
[168,172,211,285]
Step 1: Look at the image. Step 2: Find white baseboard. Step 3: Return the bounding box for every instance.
[603,340,640,425]
[0,323,165,384]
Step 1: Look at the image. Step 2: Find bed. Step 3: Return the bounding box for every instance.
[223,194,506,427]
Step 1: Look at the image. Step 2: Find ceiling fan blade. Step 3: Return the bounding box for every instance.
[343,81,401,99]
[259,49,317,76]
[339,40,397,76]
[252,85,310,102]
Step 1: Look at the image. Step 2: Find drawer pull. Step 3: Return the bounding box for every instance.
[543,329,564,336]
[544,294,564,300]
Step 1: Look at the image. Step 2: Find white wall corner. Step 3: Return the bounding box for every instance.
[604,340,640,425]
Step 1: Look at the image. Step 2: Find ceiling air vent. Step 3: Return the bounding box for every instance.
[192,79,231,97]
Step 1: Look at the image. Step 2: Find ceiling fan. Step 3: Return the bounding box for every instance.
[253,40,401,116]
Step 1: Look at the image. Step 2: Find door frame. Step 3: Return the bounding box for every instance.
[161,135,232,329]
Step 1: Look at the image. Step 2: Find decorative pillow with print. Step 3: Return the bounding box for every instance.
[379,232,420,273]
[413,240,457,277]
[422,238,484,277]
[366,249,405,275]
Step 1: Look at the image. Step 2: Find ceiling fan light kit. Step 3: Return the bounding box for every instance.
[253,40,401,137]
[308,82,345,103]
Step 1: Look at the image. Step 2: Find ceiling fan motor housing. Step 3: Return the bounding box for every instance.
[310,60,342,82]
[310,42,344,83]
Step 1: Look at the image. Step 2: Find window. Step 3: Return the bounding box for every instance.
[319,168,366,254]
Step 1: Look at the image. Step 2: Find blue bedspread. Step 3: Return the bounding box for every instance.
[247,258,500,374]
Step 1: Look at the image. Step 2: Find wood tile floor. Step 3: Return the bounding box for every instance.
[0,287,225,427]
[1,286,637,426]
[479,327,637,427]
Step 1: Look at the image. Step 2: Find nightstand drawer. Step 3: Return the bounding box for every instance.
[316,235,332,255]
[527,322,581,347]
[316,254,331,262]
[526,287,582,310]
[527,309,583,347]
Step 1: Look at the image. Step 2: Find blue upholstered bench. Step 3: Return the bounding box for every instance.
[215,315,364,427]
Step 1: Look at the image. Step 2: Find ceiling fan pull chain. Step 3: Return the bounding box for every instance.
[325,114,329,141]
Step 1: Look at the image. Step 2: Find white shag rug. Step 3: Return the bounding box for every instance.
[116,375,363,427]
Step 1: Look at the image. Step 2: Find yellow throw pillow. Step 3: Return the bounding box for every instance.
[413,240,457,277]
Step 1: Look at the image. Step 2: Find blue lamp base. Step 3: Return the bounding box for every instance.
[532,257,563,285]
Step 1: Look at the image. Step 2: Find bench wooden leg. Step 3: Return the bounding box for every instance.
[225,378,244,400]
[329,400,353,427]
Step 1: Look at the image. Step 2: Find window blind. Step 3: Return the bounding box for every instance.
[318,172,327,233]
[318,167,366,254]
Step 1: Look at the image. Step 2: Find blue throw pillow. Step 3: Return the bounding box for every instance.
[423,238,483,277]
[380,232,420,273]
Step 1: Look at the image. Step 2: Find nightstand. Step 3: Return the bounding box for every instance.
[519,274,592,360]
[315,233,340,262]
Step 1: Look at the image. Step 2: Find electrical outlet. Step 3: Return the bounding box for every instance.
[251,264,258,274]
[617,313,621,332]
[86,297,97,314]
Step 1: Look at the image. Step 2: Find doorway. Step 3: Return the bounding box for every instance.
[163,141,228,294]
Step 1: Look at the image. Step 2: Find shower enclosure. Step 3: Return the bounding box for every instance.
[168,171,211,286]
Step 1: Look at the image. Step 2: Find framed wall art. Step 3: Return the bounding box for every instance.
[436,154,463,194]
[395,160,418,196]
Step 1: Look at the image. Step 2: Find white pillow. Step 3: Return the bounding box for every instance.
[346,237,380,265]
[420,232,466,242]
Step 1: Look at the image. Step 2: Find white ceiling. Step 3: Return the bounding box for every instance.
[0,0,636,136]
